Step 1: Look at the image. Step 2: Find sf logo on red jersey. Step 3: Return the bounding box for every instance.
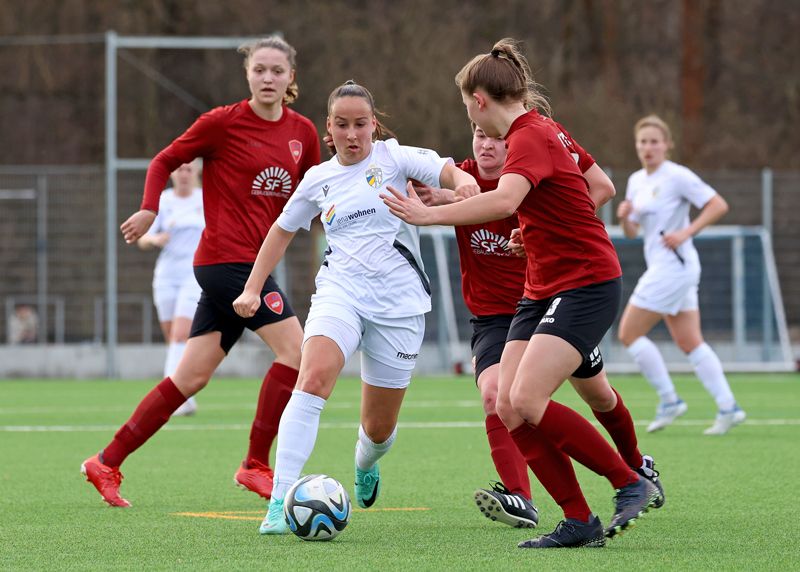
[251,166,292,197]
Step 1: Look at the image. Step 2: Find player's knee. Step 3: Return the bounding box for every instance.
[494,393,516,426]
[509,387,545,425]
[173,370,210,396]
[295,367,335,398]
[618,328,634,347]
[361,420,395,444]
[273,345,302,370]
[480,386,498,415]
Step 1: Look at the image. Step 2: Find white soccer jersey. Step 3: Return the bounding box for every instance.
[277,139,452,318]
[625,161,716,270]
[147,188,204,285]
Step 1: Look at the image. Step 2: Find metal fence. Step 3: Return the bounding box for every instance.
[0,166,798,374]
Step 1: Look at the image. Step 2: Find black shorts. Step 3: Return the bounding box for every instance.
[470,314,515,382]
[190,263,296,354]
[506,278,621,379]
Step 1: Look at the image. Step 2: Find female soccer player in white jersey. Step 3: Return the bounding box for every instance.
[617,115,745,435]
[232,80,478,535]
[138,161,203,417]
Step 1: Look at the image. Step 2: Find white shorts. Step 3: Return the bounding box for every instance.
[303,296,425,389]
[629,266,700,316]
[153,277,202,322]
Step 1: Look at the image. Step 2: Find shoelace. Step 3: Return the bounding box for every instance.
[489,481,512,495]
[357,470,376,487]
[552,520,578,537]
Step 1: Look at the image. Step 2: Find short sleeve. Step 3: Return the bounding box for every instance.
[554,121,595,172]
[386,140,452,187]
[502,127,553,188]
[276,173,322,232]
[679,168,717,209]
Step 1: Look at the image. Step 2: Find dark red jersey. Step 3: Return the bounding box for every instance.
[141,100,320,266]
[454,159,526,316]
[502,110,620,300]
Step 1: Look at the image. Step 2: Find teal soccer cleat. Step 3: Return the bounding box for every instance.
[259,497,289,535]
[354,463,381,509]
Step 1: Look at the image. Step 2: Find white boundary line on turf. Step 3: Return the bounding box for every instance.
[1,419,800,432]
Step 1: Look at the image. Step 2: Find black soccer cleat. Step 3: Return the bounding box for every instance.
[473,482,539,528]
[635,454,665,509]
[605,476,660,538]
[518,516,605,549]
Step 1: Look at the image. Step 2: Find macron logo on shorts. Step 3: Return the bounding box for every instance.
[264,291,284,315]
[396,351,418,360]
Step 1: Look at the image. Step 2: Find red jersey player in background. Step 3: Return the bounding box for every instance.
[413,122,623,532]
[383,38,663,549]
[81,36,320,508]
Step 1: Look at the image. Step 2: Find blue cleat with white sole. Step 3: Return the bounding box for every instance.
[355,463,381,509]
[259,497,289,535]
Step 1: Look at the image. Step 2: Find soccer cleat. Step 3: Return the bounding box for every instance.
[518,516,605,549]
[354,462,381,509]
[473,482,539,528]
[605,476,660,538]
[171,396,198,417]
[234,460,274,500]
[703,406,746,435]
[635,454,665,509]
[80,453,132,508]
[259,498,289,535]
[647,399,688,432]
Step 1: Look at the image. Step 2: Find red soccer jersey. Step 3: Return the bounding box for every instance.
[454,159,526,316]
[141,100,320,266]
[502,110,621,300]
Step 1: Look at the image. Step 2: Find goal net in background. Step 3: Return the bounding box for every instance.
[419,224,794,374]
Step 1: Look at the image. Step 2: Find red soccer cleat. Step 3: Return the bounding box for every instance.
[233,460,274,500]
[81,454,132,508]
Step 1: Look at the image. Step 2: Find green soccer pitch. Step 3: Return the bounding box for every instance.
[1,373,798,571]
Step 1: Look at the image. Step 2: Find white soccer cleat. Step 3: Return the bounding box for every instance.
[703,406,746,435]
[171,396,198,417]
[646,399,688,432]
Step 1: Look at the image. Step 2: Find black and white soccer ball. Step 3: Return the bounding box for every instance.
[284,474,351,541]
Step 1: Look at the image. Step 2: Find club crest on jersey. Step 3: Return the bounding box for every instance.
[264,292,284,314]
[288,140,303,164]
[365,165,383,188]
[324,205,336,225]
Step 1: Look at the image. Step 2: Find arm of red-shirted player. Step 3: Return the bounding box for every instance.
[382,172,529,227]
[583,163,616,210]
[121,113,222,244]
[232,225,297,318]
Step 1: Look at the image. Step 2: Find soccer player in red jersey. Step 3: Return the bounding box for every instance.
[414,124,655,533]
[382,39,662,548]
[81,36,320,508]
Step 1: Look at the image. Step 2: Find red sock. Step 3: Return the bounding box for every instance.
[245,362,298,468]
[536,400,638,489]
[509,423,591,522]
[485,414,531,499]
[593,387,643,469]
[102,377,186,468]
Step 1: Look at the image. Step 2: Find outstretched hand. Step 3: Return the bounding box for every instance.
[120,210,157,244]
[381,181,436,226]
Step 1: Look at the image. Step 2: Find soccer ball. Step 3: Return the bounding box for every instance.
[284,474,351,541]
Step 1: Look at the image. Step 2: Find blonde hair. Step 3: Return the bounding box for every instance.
[455,38,551,116]
[634,114,673,146]
[238,36,299,104]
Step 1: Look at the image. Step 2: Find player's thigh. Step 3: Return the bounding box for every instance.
[618,303,663,345]
[170,316,193,343]
[664,309,704,353]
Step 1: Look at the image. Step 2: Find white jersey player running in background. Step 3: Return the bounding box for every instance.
[617,115,745,435]
[232,80,479,535]
[138,161,204,416]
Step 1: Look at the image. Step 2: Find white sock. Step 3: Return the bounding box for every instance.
[163,341,186,378]
[688,343,736,411]
[627,336,679,404]
[272,390,326,500]
[355,424,397,471]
